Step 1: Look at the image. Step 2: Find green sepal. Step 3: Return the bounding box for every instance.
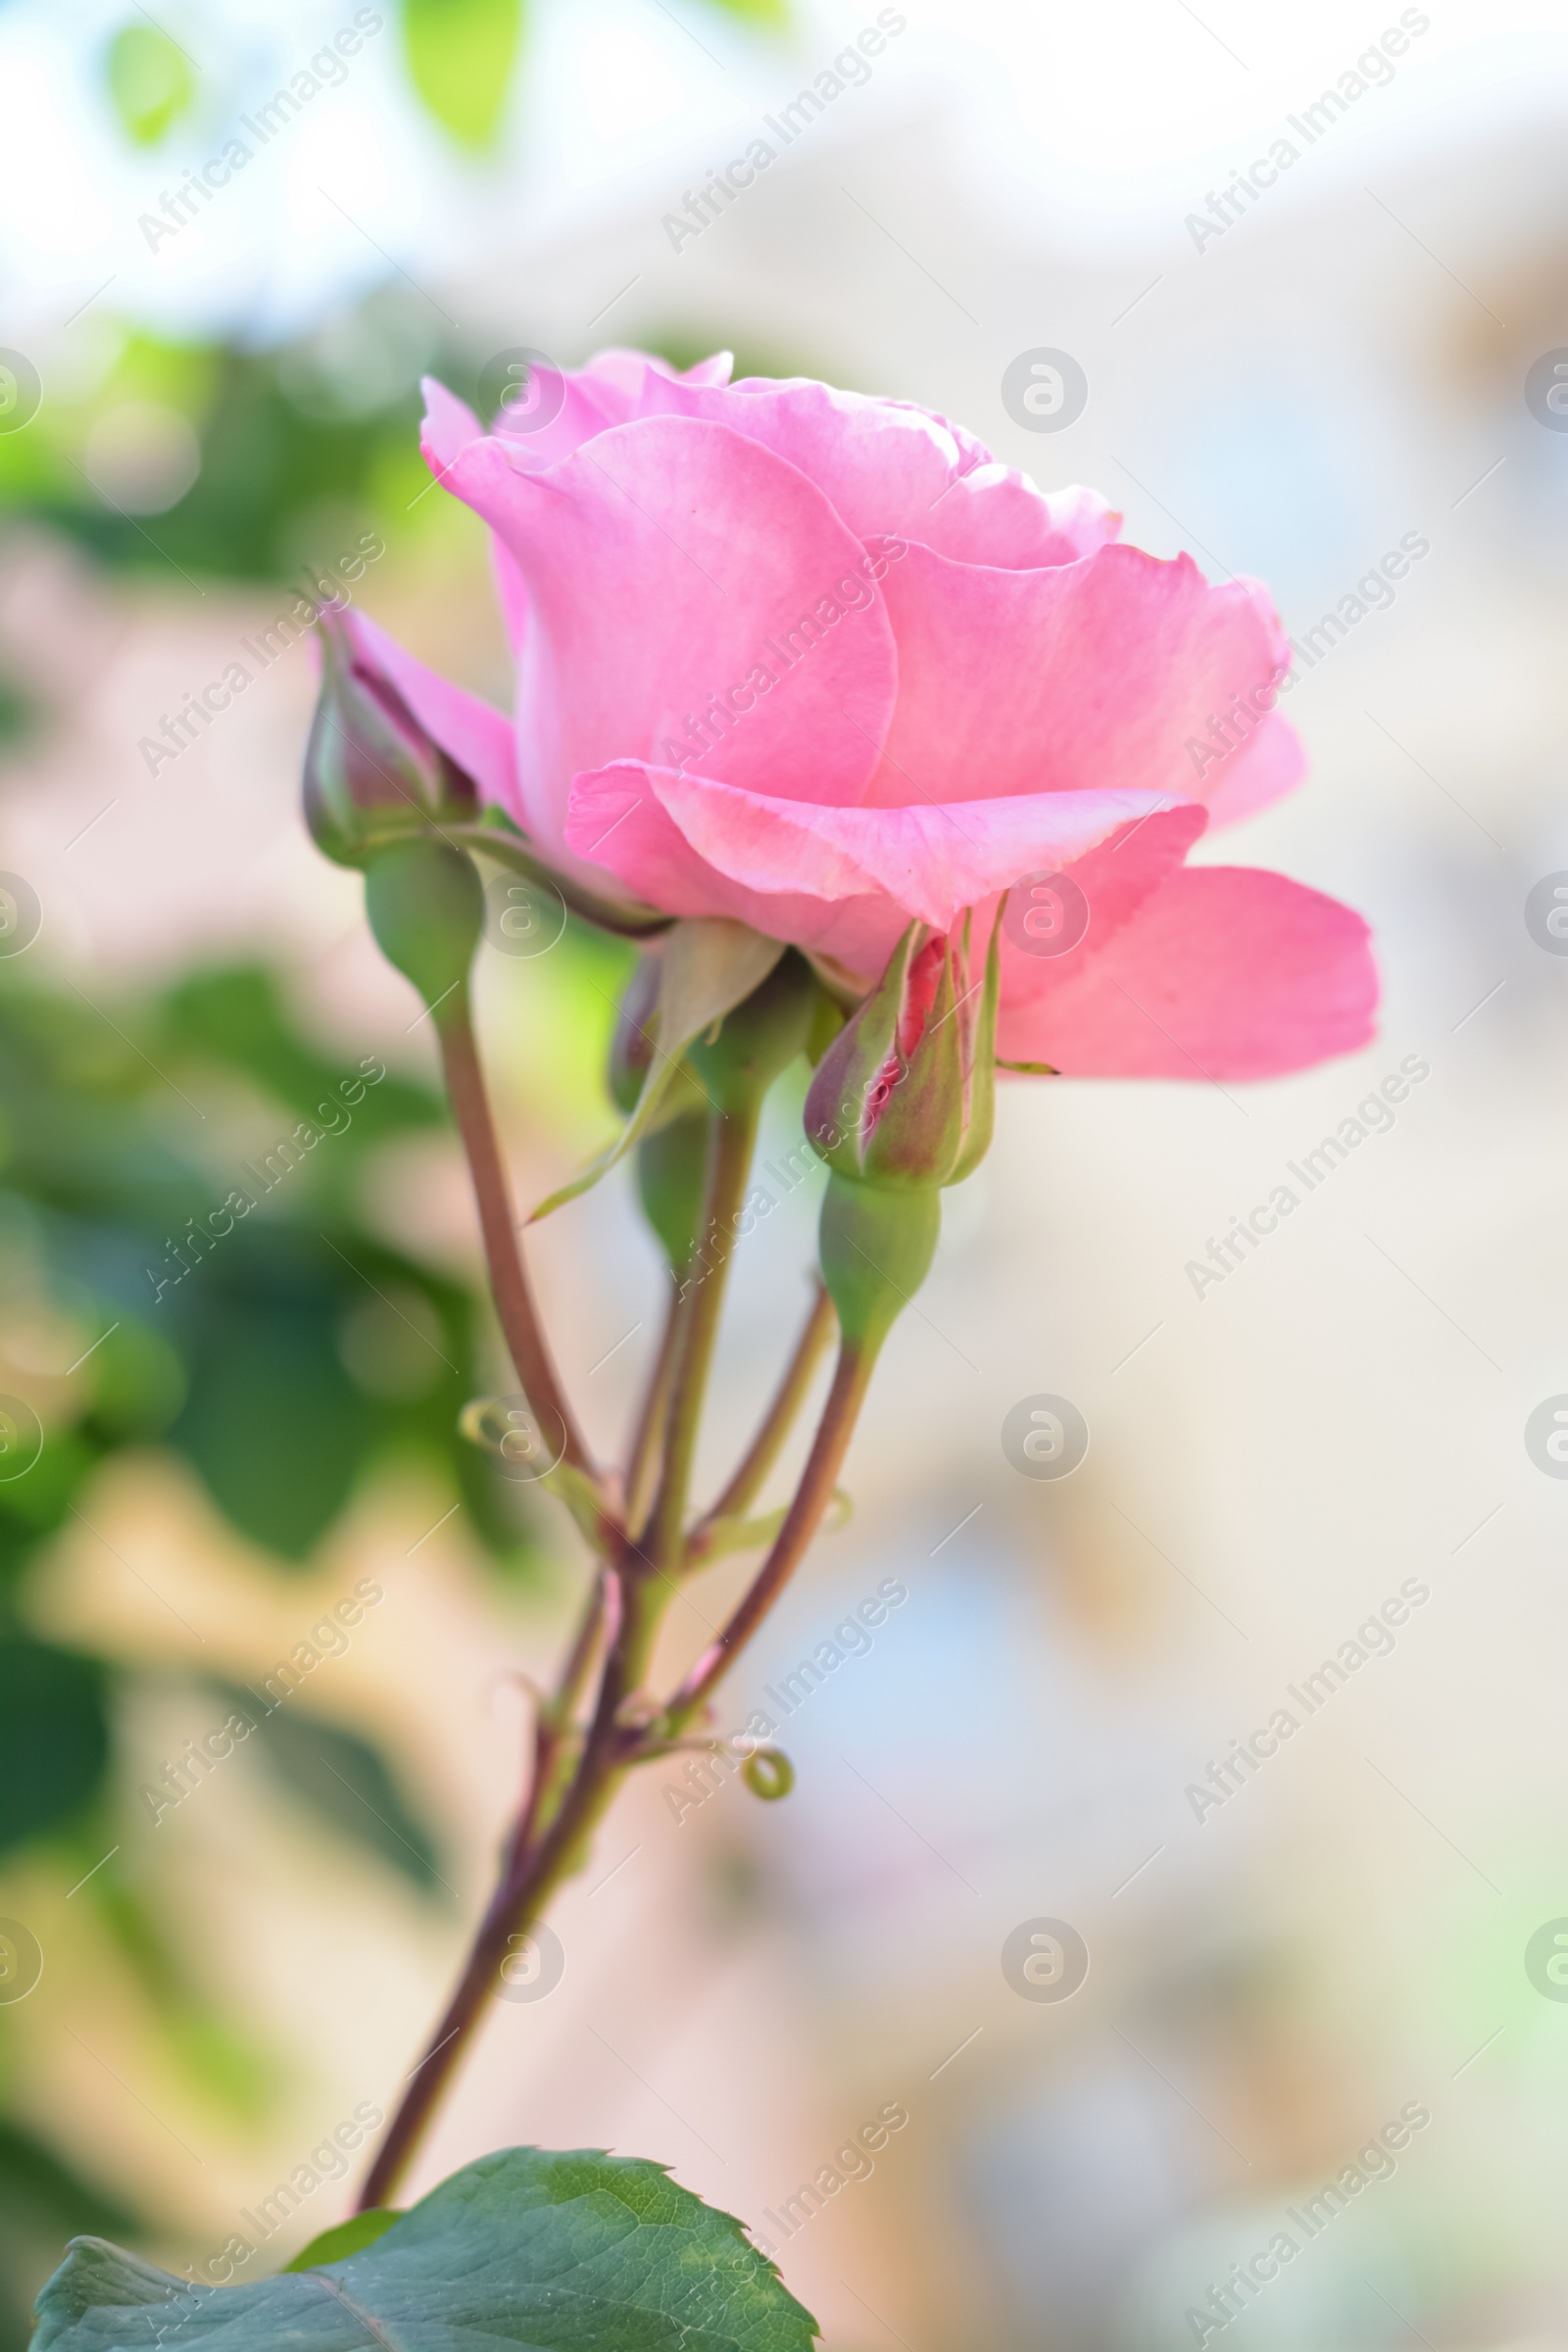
[533,919,786,1223]
[304,611,476,869]
[364,841,482,1011]
[804,923,918,1180]
[949,901,1004,1185]
[862,937,963,1186]
[817,1171,941,1353]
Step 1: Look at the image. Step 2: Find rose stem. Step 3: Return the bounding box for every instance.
[359,1338,880,2208]
[361,1106,761,2209]
[693,1279,835,1537]
[665,1338,878,1726]
[622,1281,681,1539]
[645,1103,760,1573]
[435,990,593,1480]
[358,1543,659,2213]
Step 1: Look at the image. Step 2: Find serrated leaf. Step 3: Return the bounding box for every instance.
[402,0,523,148]
[33,2145,819,2351]
[532,920,784,1223]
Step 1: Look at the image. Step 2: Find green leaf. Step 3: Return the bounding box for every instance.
[0,1640,109,1859]
[0,2124,140,2352]
[34,2146,818,2351]
[532,920,784,1223]
[105,24,195,146]
[402,0,523,148]
[232,1694,445,1895]
[283,2210,401,2270]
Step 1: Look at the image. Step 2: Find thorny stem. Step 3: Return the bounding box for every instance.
[360,1053,882,2211]
[694,1279,835,1536]
[435,989,593,1481]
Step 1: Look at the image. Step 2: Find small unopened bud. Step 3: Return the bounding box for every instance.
[304,611,477,868]
[806,912,1002,1192]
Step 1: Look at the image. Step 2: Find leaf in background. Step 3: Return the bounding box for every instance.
[168,1227,378,1562]
[0,1641,108,1859]
[159,967,440,1155]
[402,0,523,149]
[34,2146,818,2351]
[233,1693,445,1896]
[0,2124,140,2352]
[104,24,196,146]
[705,0,790,23]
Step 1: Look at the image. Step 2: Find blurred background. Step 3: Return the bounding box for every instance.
[2,0,1567,2345]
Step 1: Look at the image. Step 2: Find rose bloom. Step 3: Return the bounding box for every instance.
[345,349,1377,1078]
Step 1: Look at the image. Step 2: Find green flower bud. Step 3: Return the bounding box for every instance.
[364,840,483,1011]
[805,912,1002,1192]
[304,610,476,868]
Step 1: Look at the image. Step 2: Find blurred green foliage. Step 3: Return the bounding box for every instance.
[0,954,550,2340]
[401,0,524,149]
[104,26,197,147]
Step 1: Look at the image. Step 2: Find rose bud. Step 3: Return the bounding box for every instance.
[806,913,1001,1192]
[806,912,1001,1353]
[304,608,477,868]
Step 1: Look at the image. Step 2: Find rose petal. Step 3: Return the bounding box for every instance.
[422,366,1117,572]
[998,865,1378,1078]
[863,540,1301,812]
[565,760,1201,963]
[433,416,902,859]
[341,608,515,811]
[1199,707,1305,829]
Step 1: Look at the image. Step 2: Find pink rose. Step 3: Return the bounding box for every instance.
[347,348,1377,1079]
